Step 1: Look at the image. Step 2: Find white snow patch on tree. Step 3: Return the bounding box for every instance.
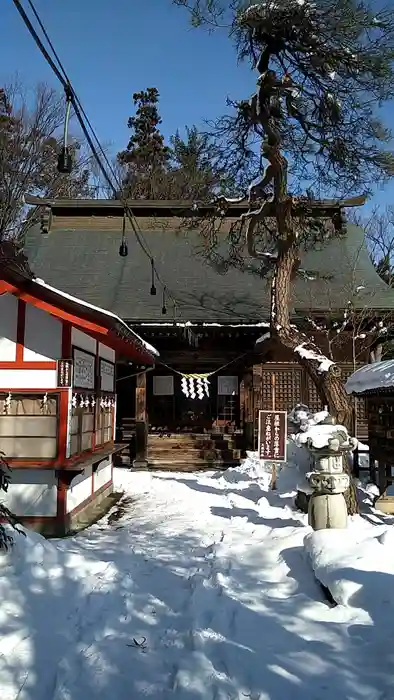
[295,342,334,372]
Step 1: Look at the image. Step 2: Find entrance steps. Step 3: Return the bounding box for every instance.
[146,432,242,471]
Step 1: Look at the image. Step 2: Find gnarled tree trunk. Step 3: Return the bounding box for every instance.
[271,238,358,515]
[237,36,359,514]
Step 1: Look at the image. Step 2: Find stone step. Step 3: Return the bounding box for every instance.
[148,436,237,449]
[142,459,240,472]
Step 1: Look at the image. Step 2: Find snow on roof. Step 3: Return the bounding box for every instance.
[345,360,394,395]
[33,277,159,358]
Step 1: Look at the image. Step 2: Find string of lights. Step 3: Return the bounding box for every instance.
[12,0,197,329]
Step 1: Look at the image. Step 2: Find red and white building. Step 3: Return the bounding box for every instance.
[0,251,158,536]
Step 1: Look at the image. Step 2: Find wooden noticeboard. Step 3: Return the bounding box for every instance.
[258,410,287,462]
[56,359,72,388]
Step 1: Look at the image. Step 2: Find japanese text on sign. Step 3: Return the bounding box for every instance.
[57,359,72,388]
[258,410,287,462]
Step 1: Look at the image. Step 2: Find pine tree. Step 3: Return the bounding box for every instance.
[175,0,394,426]
[170,125,228,199]
[0,451,23,550]
[118,88,171,199]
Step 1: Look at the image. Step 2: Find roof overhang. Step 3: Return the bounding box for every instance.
[25,194,367,220]
[0,270,158,365]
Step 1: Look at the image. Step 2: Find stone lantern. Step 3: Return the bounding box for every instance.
[306,419,357,530]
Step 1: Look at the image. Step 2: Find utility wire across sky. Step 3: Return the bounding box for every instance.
[12,0,196,327]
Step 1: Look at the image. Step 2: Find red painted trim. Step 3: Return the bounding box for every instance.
[68,478,112,517]
[62,321,72,357]
[6,459,56,468]
[2,281,153,364]
[56,473,67,522]
[0,515,57,524]
[0,281,17,295]
[0,388,60,394]
[6,464,60,470]
[15,290,110,336]
[0,361,56,369]
[16,299,26,363]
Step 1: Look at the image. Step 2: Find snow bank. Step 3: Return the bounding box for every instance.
[345,359,394,395]
[0,526,58,577]
[305,526,394,616]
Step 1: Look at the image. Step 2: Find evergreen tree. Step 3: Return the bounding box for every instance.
[118,88,232,199]
[117,88,171,199]
[175,0,394,424]
[0,451,23,550]
[170,125,231,199]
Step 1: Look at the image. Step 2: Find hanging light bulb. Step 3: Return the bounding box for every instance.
[57,85,73,174]
[161,286,167,315]
[150,258,157,295]
[119,213,128,257]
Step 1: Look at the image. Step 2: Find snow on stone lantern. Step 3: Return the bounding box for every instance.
[303,418,358,530]
[295,412,357,530]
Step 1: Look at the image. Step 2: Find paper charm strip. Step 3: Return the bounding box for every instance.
[181,373,210,399]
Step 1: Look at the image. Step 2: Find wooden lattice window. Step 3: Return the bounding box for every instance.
[306,376,324,413]
[261,366,302,412]
[96,406,114,447]
[70,403,95,456]
[0,393,58,459]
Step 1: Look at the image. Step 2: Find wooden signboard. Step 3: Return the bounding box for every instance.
[73,348,95,390]
[100,359,115,393]
[258,410,287,462]
[57,359,72,388]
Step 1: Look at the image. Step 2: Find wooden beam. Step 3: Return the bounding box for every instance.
[135,372,147,422]
[134,372,148,467]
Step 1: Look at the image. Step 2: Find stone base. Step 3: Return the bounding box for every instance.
[132,458,149,469]
[18,487,122,538]
[375,496,394,515]
[308,492,348,530]
[68,484,117,534]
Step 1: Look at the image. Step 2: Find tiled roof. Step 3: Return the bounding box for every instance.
[23,221,394,322]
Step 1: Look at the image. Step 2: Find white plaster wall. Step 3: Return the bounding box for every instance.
[98,343,115,362]
[0,469,57,516]
[66,466,93,513]
[94,458,112,491]
[0,369,57,389]
[71,328,97,354]
[23,305,62,362]
[0,293,18,361]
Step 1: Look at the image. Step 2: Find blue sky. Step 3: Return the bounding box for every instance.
[1,0,393,208]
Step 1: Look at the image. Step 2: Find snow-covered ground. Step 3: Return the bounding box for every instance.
[1,453,394,700]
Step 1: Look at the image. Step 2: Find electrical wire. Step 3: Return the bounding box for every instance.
[12,0,191,325]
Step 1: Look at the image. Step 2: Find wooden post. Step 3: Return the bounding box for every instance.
[241,371,254,451]
[133,371,148,468]
[271,373,277,490]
